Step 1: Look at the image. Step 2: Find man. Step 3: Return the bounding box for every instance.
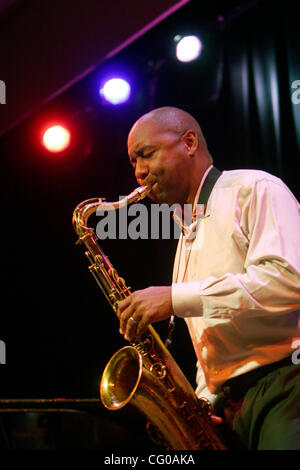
[117,106,300,449]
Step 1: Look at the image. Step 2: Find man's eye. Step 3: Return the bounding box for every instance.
[144,151,154,158]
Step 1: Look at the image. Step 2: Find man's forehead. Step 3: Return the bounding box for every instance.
[128,121,158,152]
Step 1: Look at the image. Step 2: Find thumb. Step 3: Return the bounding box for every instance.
[210,414,223,425]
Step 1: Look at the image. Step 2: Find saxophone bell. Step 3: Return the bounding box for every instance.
[100,346,202,450]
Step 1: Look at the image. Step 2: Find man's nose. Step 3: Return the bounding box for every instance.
[135,159,149,182]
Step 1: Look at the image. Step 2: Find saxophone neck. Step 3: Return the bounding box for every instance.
[72,186,152,236]
[99,185,152,210]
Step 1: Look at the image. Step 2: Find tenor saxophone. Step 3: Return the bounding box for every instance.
[72,186,226,450]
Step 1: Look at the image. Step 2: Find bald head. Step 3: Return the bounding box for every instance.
[128,106,208,153]
[127,106,213,206]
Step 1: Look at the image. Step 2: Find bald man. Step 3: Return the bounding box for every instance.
[117,106,300,450]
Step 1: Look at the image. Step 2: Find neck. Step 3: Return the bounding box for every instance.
[185,162,212,207]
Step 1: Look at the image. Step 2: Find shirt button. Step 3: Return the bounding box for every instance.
[222,385,231,395]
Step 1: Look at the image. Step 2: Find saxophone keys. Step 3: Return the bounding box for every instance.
[150,362,167,379]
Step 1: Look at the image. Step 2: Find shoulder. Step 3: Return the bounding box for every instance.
[214,168,299,207]
[217,169,283,188]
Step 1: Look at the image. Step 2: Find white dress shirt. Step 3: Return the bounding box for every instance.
[171,167,300,403]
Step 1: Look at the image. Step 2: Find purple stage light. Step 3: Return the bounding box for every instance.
[100,78,131,105]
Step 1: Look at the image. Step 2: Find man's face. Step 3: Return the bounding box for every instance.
[127,120,191,206]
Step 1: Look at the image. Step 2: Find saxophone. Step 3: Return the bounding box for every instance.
[72,186,226,450]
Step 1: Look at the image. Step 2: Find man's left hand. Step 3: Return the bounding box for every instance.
[117,286,173,340]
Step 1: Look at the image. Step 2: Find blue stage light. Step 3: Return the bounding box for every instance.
[100,78,131,105]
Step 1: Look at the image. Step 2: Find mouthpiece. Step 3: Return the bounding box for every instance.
[128,185,152,202]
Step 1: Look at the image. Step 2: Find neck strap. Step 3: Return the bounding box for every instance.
[197,166,222,205]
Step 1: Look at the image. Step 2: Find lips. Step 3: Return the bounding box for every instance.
[137,177,156,189]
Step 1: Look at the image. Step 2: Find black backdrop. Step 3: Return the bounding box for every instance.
[0,0,299,449]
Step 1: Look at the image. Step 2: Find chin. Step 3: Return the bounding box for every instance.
[148,185,161,203]
[148,192,161,203]
[151,194,175,206]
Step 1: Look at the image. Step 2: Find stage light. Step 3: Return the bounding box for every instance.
[100,78,131,105]
[42,125,71,153]
[175,35,202,63]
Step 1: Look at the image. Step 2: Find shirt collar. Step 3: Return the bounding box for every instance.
[173,164,213,237]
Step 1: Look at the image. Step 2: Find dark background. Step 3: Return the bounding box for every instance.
[0,0,299,450]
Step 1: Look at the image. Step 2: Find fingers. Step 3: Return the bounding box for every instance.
[117,295,141,340]
[117,296,131,334]
[116,286,172,341]
[210,415,223,425]
[126,316,140,340]
[117,294,149,341]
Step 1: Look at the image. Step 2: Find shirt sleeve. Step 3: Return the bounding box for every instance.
[172,178,300,318]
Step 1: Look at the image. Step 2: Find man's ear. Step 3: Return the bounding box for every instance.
[182,130,198,156]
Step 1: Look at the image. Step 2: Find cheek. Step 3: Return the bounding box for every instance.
[152,152,185,184]
[163,164,184,185]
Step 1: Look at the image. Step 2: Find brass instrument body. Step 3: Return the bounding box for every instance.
[73,186,226,450]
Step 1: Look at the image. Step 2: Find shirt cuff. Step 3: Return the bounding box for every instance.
[172,282,204,318]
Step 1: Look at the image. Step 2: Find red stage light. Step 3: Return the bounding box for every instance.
[42,125,71,153]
